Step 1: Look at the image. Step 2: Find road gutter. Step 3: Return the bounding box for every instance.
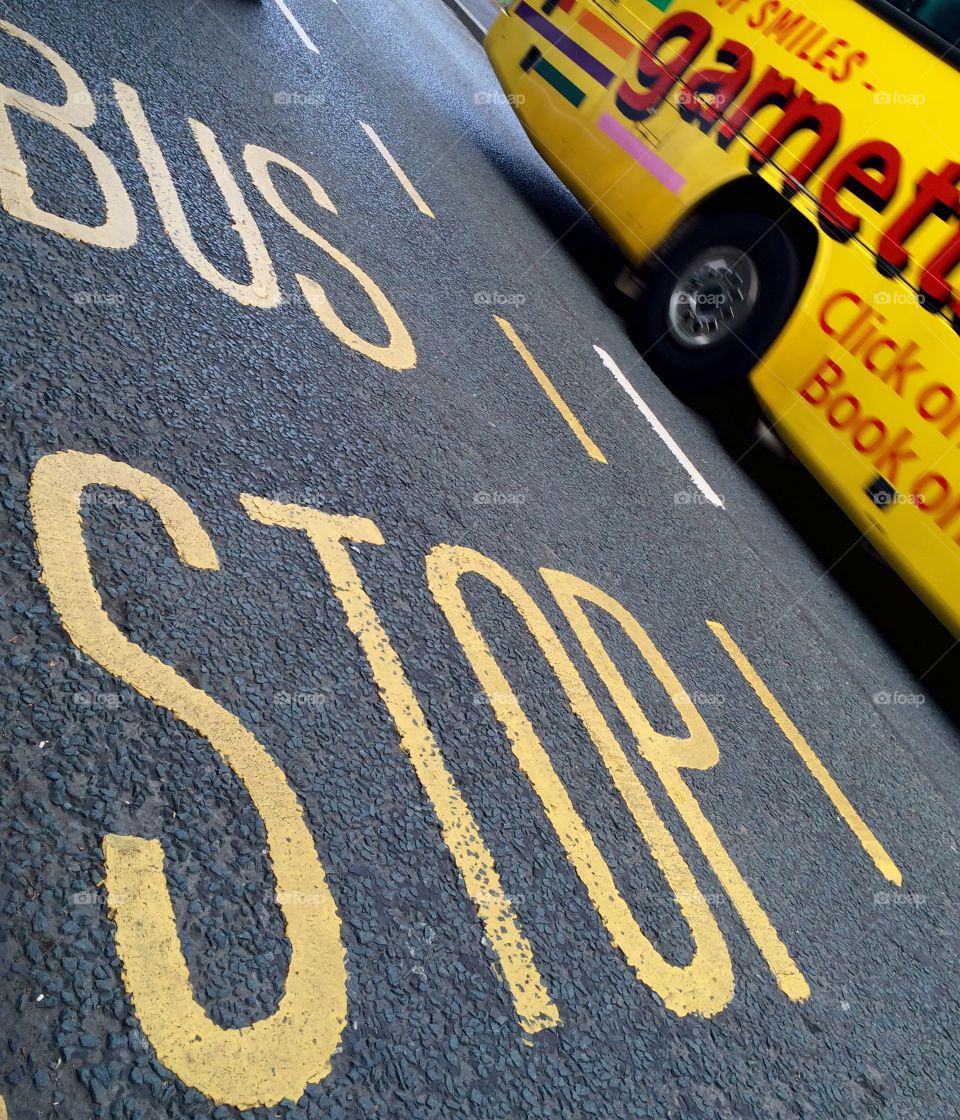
[437,0,499,43]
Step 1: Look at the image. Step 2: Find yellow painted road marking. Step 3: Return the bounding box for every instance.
[545,571,809,1003]
[244,144,417,371]
[113,82,281,308]
[0,20,137,248]
[709,621,902,887]
[241,497,560,1035]
[358,121,436,218]
[427,544,733,1018]
[495,317,607,463]
[29,452,347,1110]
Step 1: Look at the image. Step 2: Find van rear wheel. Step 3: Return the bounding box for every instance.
[633,212,804,396]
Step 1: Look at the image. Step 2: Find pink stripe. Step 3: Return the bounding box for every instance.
[597,113,686,195]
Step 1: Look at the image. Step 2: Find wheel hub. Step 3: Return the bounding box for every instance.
[666,247,760,349]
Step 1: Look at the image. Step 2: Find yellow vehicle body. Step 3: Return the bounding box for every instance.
[486,0,960,635]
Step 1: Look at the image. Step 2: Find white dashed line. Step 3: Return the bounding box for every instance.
[272,0,320,53]
[594,345,725,510]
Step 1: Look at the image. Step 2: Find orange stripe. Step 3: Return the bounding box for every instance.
[577,10,633,59]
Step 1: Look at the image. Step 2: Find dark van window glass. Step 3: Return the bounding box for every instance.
[876,0,960,45]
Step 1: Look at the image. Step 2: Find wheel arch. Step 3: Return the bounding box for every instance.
[651,173,821,288]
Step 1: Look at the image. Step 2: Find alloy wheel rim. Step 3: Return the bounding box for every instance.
[666,246,760,349]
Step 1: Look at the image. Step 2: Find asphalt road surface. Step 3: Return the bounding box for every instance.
[2,2,960,1118]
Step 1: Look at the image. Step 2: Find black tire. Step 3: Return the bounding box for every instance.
[633,212,804,397]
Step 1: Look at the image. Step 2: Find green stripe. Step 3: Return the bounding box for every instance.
[644,0,674,9]
[533,58,586,107]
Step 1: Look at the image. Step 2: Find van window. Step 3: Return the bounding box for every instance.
[871,0,960,45]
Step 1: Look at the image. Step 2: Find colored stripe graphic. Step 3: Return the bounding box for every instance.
[597,113,686,194]
[644,0,674,10]
[577,10,633,59]
[515,2,614,87]
[533,57,586,107]
[555,0,575,11]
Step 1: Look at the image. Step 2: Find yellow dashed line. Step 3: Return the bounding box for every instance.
[359,121,436,218]
[495,316,607,463]
[709,621,902,887]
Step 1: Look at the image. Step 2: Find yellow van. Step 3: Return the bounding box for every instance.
[486,1,960,635]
